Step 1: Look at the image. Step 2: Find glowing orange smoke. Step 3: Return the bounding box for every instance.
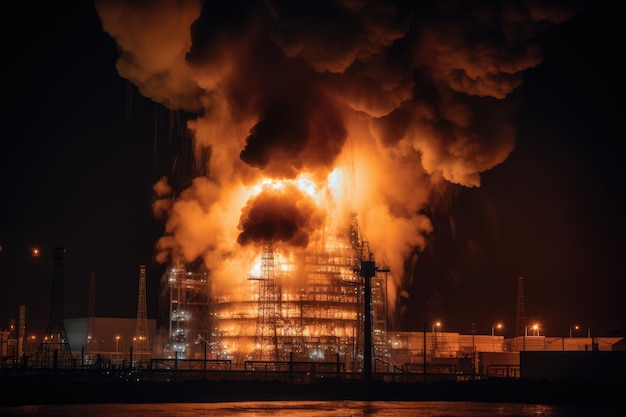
[96,0,578,321]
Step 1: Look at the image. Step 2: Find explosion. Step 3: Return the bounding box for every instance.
[96,0,576,321]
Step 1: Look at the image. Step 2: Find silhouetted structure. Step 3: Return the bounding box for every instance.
[133,265,150,361]
[359,260,375,381]
[87,271,96,353]
[251,240,279,362]
[515,277,526,337]
[32,247,74,368]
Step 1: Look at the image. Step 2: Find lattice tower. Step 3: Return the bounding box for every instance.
[133,265,150,360]
[251,240,279,362]
[87,271,96,353]
[32,247,73,368]
[515,276,526,337]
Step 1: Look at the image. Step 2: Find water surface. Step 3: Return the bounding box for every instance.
[0,401,622,417]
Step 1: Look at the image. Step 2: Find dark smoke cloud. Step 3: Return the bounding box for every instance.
[239,87,348,178]
[96,0,581,309]
[267,0,414,74]
[186,1,350,179]
[98,0,579,186]
[237,183,325,247]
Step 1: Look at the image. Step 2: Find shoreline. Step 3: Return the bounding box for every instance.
[0,376,624,408]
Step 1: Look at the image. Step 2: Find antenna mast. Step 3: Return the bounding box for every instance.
[515,276,527,337]
[87,271,96,353]
[32,247,73,368]
[133,265,150,363]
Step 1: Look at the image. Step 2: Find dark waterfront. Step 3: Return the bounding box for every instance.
[0,401,624,417]
[1,374,625,412]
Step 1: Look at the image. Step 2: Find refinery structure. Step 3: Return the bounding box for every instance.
[4,1,626,390]
[165,212,391,373]
[1,170,623,378]
[1,243,623,381]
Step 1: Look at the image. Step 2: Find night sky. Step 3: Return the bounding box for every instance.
[0,0,624,340]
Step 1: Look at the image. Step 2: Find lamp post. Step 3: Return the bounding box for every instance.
[526,324,540,337]
[432,321,441,355]
[197,334,208,379]
[115,335,120,352]
[470,322,476,380]
[492,323,502,352]
[352,324,356,372]
[570,325,579,338]
[423,322,427,383]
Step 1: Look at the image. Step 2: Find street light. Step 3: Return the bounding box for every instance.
[432,321,441,355]
[26,335,37,356]
[492,323,503,352]
[526,323,540,336]
[197,334,209,379]
[470,322,476,379]
[116,335,120,352]
[570,325,579,338]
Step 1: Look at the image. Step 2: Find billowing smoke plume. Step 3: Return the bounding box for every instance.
[96,0,577,314]
[237,183,325,249]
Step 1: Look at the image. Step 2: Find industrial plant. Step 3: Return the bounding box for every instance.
[165,212,389,371]
[2,222,624,383]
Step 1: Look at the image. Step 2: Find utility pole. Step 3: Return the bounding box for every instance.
[358,260,389,382]
[197,334,208,379]
[87,272,96,354]
[359,260,375,381]
[471,322,476,380]
[133,265,150,365]
[423,322,427,383]
[515,277,526,352]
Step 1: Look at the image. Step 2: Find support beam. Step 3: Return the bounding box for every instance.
[359,260,376,381]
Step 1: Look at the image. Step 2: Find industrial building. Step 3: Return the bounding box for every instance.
[164,212,390,373]
[157,211,623,378]
[0,224,623,381]
[64,317,158,367]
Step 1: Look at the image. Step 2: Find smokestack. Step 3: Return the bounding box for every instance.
[17,305,25,359]
[516,276,526,337]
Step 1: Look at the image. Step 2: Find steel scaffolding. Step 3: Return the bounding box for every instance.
[166,255,210,359]
[32,247,74,368]
[250,240,279,362]
[133,264,150,362]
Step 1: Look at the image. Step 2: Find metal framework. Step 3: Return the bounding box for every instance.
[515,277,526,337]
[32,247,74,368]
[133,265,150,362]
[250,240,279,362]
[161,213,391,372]
[205,213,390,371]
[87,271,96,354]
[166,255,210,359]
